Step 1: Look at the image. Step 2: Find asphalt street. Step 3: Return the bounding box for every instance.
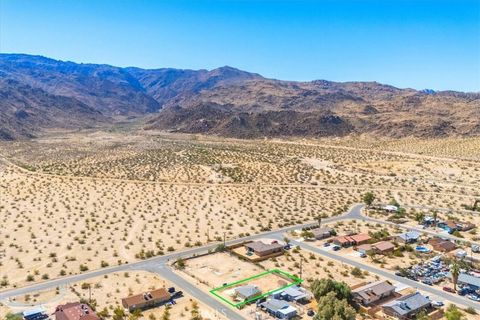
[2,203,479,316]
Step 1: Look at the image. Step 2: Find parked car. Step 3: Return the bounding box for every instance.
[168,287,175,293]
[172,291,183,298]
[307,309,315,317]
[332,245,341,251]
[432,301,444,308]
[395,271,405,277]
[421,279,433,286]
[323,242,330,247]
[442,286,455,293]
[466,294,480,302]
[359,252,367,258]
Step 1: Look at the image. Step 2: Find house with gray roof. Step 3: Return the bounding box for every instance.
[245,241,283,257]
[396,231,421,244]
[260,299,297,319]
[234,285,261,301]
[352,280,396,306]
[272,286,310,302]
[449,273,480,290]
[311,227,334,240]
[382,292,431,319]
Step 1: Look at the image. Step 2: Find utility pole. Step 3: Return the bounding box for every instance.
[299,258,303,280]
[223,232,226,247]
[317,216,322,228]
[88,283,92,303]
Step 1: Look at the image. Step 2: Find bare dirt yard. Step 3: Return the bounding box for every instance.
[0,131,479,293]
[0,271,226,320]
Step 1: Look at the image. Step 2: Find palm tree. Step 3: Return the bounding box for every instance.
[451,259,460,292]
[432,211,438,230]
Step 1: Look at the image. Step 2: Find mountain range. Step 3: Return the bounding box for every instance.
[0,53,479,140]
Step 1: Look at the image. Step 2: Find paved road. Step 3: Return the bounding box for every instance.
[142,263,244,320]
[0,205,353,301]
[282,238,480,310]
[358,209,480,247]
[3,202,480,316]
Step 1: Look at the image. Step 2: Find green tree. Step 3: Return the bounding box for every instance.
[432,211,438,229]
[97,307,110,318]
[214,244,226,252]
[313,292,355,320]
[415,310,429,320]
[112,306,126,320]
[191,300,202,320]
[310,278,352,302]
[5,313,23,320]
[451,260,460,292]
[161,305,171,320]
[362,192,375,207]
[128,309,142,320]
[176,258,186,269]
[301,230,315,240]
[445,304,465,320]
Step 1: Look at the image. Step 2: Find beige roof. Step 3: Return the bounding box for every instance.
[245,241,283,252]
[122,288,170,308]
[373,241,395,252]
[311,227,332,236]
[350,234,371,243]
[353,280,395,300]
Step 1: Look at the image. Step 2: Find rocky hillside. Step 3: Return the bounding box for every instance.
[1,53,479,139]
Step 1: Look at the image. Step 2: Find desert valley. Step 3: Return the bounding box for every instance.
[0,49,479,320]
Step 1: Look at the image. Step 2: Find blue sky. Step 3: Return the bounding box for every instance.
[0,0,479,91]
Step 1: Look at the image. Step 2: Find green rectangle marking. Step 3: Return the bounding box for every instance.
[209,269,303,308]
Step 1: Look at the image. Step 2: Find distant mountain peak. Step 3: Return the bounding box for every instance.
[0,53,478,140]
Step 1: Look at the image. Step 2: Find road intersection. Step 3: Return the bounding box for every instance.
[1,203,479,318]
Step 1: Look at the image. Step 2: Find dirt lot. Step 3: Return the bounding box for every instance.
[0,271,226,320]
[1,131,479,291]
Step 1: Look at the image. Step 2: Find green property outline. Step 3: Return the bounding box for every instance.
[209,269,303,308]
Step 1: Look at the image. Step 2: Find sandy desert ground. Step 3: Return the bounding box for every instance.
[0,131,479,298]
[1,271,225,320]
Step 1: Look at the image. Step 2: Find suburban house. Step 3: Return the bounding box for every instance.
[372,241,395,254]
[234,285,262,301]
[245,241,284,257]
[121,288,171,312]
[350,234,372,245]
[23,307,48,320]
[311,227,334,240]
[396,231,421,244]
[437,221,458,233]
[451,273,480,290]
[352,281,396,306]
[382,292,431,319]
[260,299,297,319]
[356,244,372,254]
[272,286,310,302]
[456,221,476,231]
[428,238,456,253]
[332,236,353,247]
[333,234,371,247]
[54,302,99,320]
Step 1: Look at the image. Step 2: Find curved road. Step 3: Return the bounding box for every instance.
[1,203,479,317]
